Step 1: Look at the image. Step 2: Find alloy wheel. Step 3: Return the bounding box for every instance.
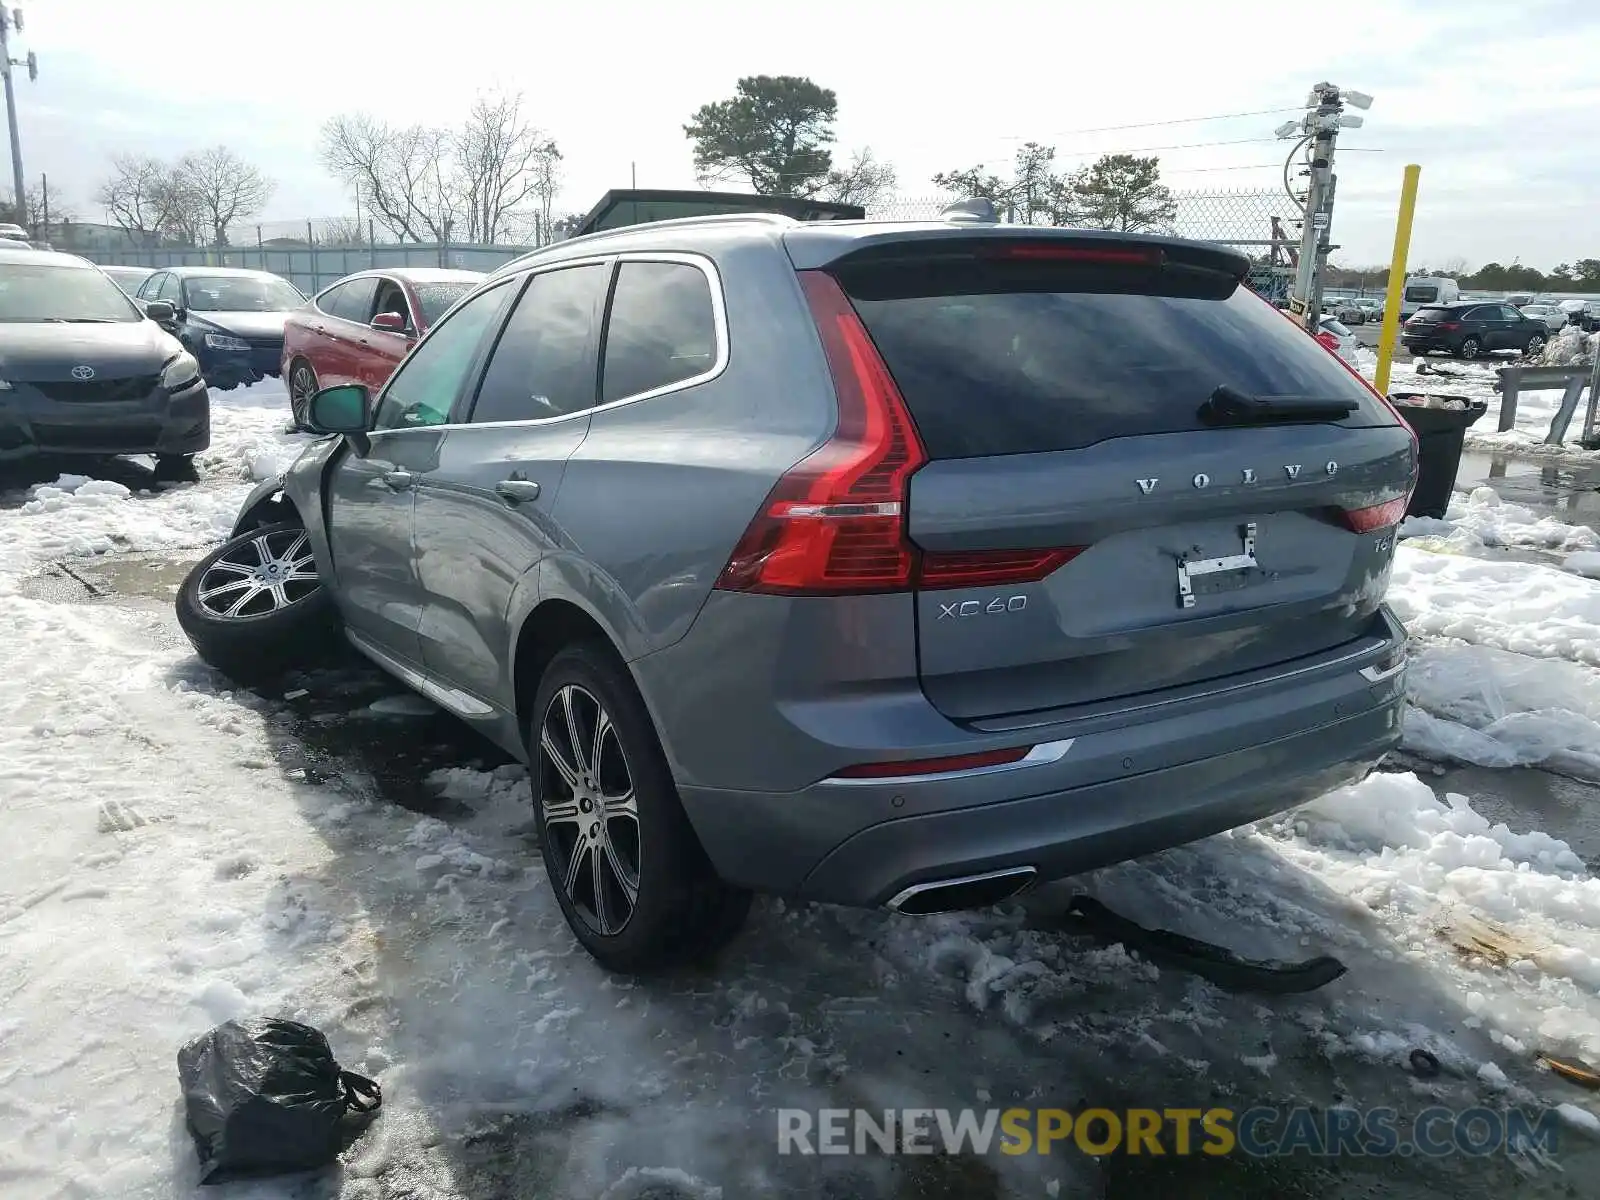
[290,365,317,421]
[196,528,320,619]
[538,684,641,936]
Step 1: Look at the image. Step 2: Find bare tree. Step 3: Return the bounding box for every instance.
[95,155,173,244]
[178,146,274,247]
[318,215,369,246]
[454,90,561,244]
[320,114,457,243]
[819,148,897,211]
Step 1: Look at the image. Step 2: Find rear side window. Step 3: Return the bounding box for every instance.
[323,278,377,322]
[838,259,1385,458]
[600,261,719,403]
[470,264,608,423]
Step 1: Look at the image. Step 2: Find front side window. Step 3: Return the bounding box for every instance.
[183,274,305,312]
[601,261,718,404]
[470,264,609,424]
[325,277,377,323]
[0,262,143,323]
[373,282,512,431]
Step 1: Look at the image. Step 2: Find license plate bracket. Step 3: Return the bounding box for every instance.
[1176,522,1259,609]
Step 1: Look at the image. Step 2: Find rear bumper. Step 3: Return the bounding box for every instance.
[670,608,1408,908]
[0,379,210,460]
[1401,336,1451,353]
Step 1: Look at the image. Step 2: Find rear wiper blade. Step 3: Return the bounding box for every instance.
[1199,385,1358,426]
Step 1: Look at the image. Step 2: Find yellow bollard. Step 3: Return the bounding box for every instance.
[1374,164,1421,395]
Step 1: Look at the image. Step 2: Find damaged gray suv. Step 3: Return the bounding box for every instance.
[178,207,1416,972]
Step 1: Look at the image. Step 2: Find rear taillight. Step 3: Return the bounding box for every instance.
[1315,330,1341,353]
[919,548,1083,589]
[1436,321,1461,331]
[714,271,1082,595]
[1341,497,1410,533]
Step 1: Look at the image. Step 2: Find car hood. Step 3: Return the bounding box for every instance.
[189,311,293,339]
[0,320,182,380]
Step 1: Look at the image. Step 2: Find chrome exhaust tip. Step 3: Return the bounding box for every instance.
[885,866,1038,916]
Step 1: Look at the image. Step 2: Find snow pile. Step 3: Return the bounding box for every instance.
[1270,772,1600,1063]
[1389,545,1600,667]
[1537,324,1597,368]
[1404,644,1600,777]
[1399,485,1600,557]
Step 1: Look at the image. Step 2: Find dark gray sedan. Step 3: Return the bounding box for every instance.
[0,246,209,471]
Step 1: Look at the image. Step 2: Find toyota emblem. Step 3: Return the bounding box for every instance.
[70,365,96,380]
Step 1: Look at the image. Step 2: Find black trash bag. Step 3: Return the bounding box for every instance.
[177,1017,382,1184]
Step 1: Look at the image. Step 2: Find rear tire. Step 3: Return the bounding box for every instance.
[1457,337,1481,359]
[1525,334,1546,357]
[176,521,340,686]
[530,642,750,973]
[288,359,318,430]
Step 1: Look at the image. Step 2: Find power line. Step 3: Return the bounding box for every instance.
[996,107,1304,140]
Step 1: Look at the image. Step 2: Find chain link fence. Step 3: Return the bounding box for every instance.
[869,189,1305,301]
[65,188,1304,299]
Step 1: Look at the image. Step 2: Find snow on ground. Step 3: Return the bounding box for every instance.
[1391,487,1600,776]
[5,383,1600,1197]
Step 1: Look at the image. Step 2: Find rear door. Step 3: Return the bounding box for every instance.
[830,241,1415,722]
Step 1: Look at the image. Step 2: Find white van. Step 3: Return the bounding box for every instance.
[1400,276,1460,319]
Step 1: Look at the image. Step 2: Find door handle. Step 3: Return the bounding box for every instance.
[382,470,416,490]
[495,479,541,503]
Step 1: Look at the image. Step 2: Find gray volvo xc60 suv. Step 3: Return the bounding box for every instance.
[177,207,1417,971]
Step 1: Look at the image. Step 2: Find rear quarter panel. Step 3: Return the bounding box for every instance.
[540,234,837,662]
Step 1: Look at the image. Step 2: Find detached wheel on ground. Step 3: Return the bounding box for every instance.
[176,521,340,685]
[288,360,318,429]
[530,643,751,972]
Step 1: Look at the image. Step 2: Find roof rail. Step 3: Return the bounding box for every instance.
[492,211,802,275]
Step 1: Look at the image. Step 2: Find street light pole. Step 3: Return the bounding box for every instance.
[1277,82,1372,333]
[0,6,30,230]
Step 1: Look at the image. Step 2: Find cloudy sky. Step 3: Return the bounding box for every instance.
[16,0,1599,268]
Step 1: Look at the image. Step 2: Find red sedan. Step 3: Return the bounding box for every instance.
[281,267,484,424]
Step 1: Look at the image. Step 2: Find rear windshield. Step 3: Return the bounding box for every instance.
[837,259,1385,458]
[1404,284,1440,303]
[414,282,475,327]
[1410,307,1454,322]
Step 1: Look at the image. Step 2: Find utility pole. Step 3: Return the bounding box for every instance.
[0,6,34,231]
[1276,82,1371,332]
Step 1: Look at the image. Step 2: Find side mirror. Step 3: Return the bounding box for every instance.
[371,311,408,334]
[144,300,175,322]
[306,383,373,455]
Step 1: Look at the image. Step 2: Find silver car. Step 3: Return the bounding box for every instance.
[176,207,1417,971]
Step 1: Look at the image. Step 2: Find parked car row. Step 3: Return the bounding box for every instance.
[174,204,1417,973]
